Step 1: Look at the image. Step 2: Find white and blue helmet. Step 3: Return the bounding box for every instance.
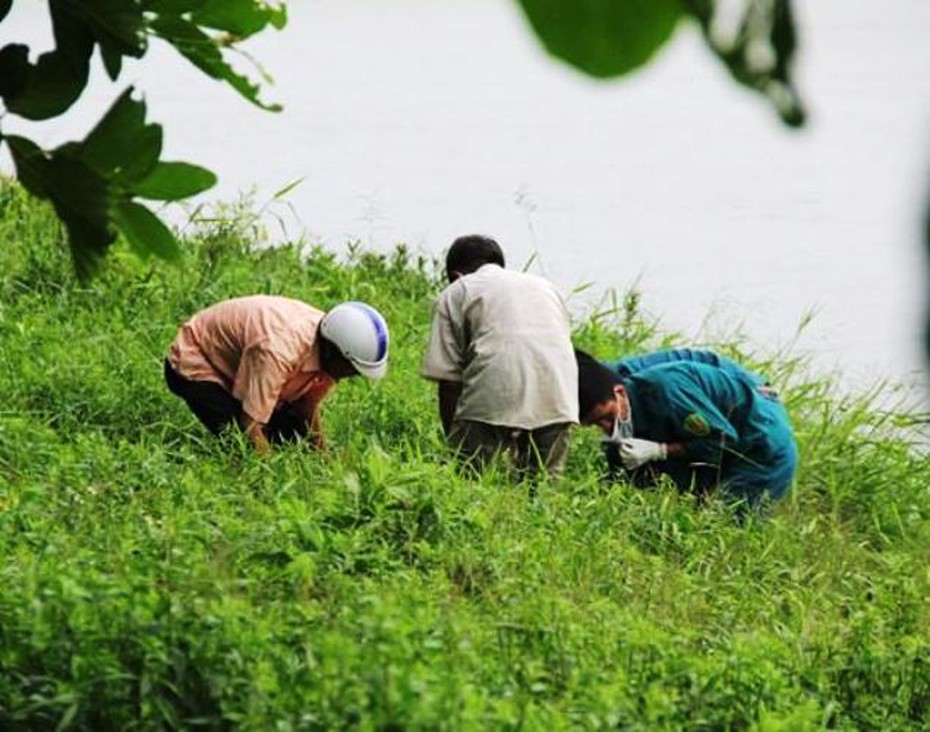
[320,301,389,379]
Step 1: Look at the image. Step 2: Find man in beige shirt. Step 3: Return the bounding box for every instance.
[165,295,389,453]
[421,235,578,479]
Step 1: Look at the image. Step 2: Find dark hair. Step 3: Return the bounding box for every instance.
[319,335,358,379]
[575,348,621,422]
[445,235,505,282]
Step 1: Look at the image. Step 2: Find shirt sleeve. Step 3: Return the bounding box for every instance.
[420,291,464,382]
[232,343,291,424]
[662,383,740,465]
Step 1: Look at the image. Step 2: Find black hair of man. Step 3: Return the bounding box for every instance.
[319,335,359,380]
[575,348,622,422]
[445,235,506,282]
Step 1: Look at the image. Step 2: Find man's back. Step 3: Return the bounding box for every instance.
[607,348,766,386]
[170,295,323,386]
[626,360,787,463]
[422,264,577,430]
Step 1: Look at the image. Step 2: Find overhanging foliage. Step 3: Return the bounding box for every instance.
[0,0,285,278]
[0,1,805,279]
[516,0,805,127]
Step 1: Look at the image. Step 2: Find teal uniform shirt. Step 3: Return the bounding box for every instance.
[619,359,797,505]
[607,348,767,387]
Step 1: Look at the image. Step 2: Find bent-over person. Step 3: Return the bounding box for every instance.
[165,295,389,453]
[575,348,797,513]
[421,235,578,480]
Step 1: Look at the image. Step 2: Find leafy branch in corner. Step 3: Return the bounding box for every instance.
[0,0,286,279]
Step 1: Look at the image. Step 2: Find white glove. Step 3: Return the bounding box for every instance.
[619,438,667,470]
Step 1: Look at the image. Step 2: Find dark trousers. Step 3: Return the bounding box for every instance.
[164,360,308,443]
[447,419,572,481]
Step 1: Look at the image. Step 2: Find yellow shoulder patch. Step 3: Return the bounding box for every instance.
[683,413,710,437]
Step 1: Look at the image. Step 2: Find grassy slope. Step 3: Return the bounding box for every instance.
[1,183,930,730]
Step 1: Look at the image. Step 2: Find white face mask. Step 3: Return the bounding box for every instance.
[603,399,633,444]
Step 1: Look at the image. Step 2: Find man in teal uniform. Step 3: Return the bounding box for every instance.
[575,349,797,511]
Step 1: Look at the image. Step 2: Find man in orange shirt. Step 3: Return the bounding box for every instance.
[164,295,389,453]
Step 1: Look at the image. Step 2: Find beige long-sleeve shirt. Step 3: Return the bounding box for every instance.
[421,264,578,430]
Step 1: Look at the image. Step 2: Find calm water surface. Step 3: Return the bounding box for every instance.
[2,0,929,399]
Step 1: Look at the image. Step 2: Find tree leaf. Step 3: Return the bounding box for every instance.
[141,0,208,13]
[0,44,29,100]
[149,15,282,111]
[192,0,287,38]
[2,0,285,279]
[771,0,797,75]
[0,2,94,119]
[51,0,146,59]
[682,0,805,127]
[1,2,145,118]
[112,200,183,262]
[0,0,145,120]
[516,0,683,78]
[0,46,91,120]
[79,88,163,183]
[5,135,116,279]
[135,162,217,201]
[100,41,124,80]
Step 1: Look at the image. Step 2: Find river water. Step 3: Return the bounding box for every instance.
[2,0,929,401]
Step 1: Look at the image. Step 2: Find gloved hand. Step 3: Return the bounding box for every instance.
[619,438,667,470]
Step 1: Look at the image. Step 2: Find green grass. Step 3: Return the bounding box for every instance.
[1,181,930,730]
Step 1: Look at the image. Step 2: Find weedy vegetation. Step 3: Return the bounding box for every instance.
[1,181,929,730]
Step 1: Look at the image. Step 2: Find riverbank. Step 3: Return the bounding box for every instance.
[2,185,929,728]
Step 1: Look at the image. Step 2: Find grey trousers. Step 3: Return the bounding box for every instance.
[447,419,572,481]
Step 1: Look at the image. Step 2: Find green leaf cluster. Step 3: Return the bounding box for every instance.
[0,0,286,277]
[5,90,216,277]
